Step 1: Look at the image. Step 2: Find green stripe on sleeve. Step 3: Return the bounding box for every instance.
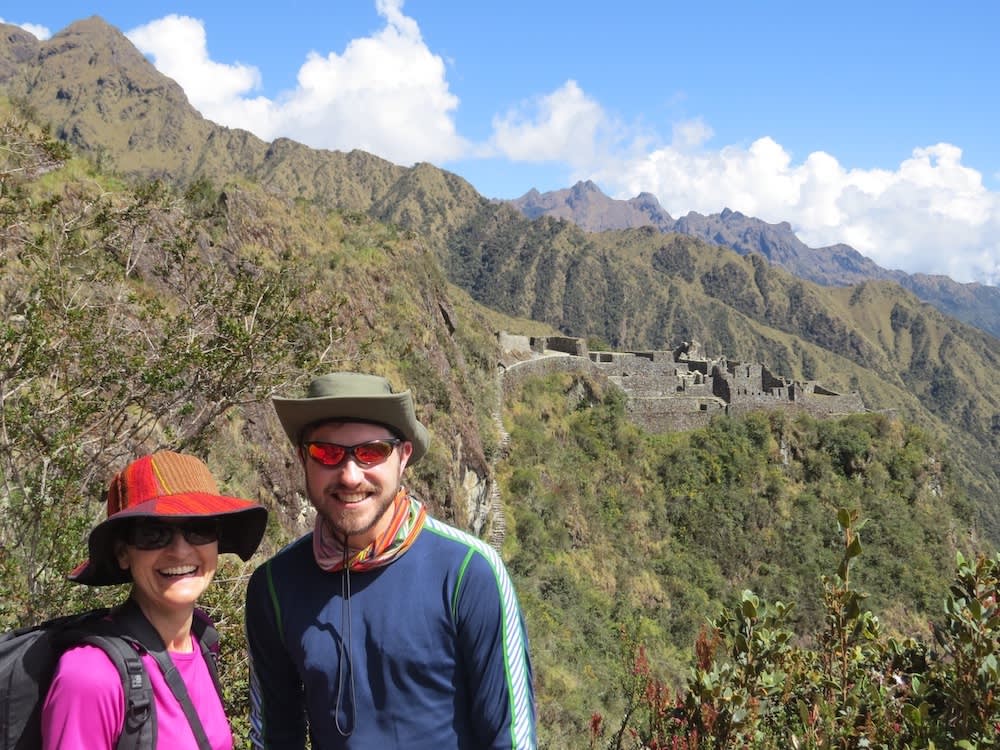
[264,560,284,645]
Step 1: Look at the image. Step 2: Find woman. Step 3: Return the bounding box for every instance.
[42,450,268,749]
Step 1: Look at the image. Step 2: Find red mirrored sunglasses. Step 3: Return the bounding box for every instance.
[304,438,401,468]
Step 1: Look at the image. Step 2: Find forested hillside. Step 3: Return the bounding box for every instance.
[447,208,1000,541]
[499,370,983,746]
[509,180,1000,340]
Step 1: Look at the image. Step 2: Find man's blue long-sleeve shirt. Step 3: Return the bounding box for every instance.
[246,516,536,749]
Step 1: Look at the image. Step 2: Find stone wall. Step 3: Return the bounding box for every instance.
[499,354,600,398]
[498,333,866,434]
[625,394,726,432]
[540,336,590,357]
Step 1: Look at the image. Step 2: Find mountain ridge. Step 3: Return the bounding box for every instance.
[5,16,995,340]
[508,180,1000,339]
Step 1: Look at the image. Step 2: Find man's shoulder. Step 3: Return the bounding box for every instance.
[421,515,485,549]
[420,516,510,572]
[251,532,314,577]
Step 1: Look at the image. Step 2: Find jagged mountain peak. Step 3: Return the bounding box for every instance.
[509,178,673,232]
[631,191,662,208]
[0,14,212,181]
[35,15,166,83]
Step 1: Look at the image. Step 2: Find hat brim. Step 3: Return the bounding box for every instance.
[69,493,268,587]
[272,392,429,464]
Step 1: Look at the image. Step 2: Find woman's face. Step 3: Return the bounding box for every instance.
[115,519,218,616]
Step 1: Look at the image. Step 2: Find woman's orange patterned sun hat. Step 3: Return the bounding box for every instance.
[69,451,267,586]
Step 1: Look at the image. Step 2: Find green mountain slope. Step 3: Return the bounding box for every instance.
[511,181,1000,339]
[447,210,1000,532]
[498,370,976,744]
[0,17,475,220]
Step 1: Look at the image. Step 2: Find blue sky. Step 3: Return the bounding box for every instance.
[3,1,999,286]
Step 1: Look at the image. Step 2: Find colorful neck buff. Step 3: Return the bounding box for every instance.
[313,488,426,573]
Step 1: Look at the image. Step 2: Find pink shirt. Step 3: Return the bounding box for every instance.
[42,638,233,750]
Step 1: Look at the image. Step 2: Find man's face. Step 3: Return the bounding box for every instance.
[300,421,412,548]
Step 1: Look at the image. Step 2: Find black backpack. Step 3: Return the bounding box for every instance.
[0,599,222,750]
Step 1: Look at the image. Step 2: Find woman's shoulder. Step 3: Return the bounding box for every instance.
[52,643,128,692]
[43,644,131,749]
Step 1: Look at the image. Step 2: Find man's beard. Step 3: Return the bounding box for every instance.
[306,474,400,546]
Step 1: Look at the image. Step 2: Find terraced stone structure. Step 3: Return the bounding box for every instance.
[499,333,865,433]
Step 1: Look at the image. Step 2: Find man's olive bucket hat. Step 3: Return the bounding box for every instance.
[272,372,430,464]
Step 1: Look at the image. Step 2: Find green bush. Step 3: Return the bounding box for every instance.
[594,510,1000,749]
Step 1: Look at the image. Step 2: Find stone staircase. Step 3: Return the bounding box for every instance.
[488,387,511,551]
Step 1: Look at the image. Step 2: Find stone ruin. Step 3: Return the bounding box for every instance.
[498,332,866,433]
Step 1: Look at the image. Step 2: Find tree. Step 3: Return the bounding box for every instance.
[0,105,341,623]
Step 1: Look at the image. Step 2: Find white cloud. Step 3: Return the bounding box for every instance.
[0,18,51,39]
[275,0,465,164]
[126,0,465,166]
[482,74,999,285]
[490,81,613,165]
[583,127,999,285]
[127,15,267,121]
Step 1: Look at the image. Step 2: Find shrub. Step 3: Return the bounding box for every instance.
[596,509,1000,749]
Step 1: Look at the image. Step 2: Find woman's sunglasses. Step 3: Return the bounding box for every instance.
[127,519,219,550]
[304,439,401,468]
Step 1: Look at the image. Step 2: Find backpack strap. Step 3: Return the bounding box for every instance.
[112,599,216,750]
[76,633,156,750]
[191,608,223,700]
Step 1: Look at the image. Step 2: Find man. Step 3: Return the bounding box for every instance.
[245,372,536,749]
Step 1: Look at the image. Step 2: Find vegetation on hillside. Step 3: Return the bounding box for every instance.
[498,371,981,747]
[1,104,347,613]
[595,517,1000,749]
[450,207,1000,545]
